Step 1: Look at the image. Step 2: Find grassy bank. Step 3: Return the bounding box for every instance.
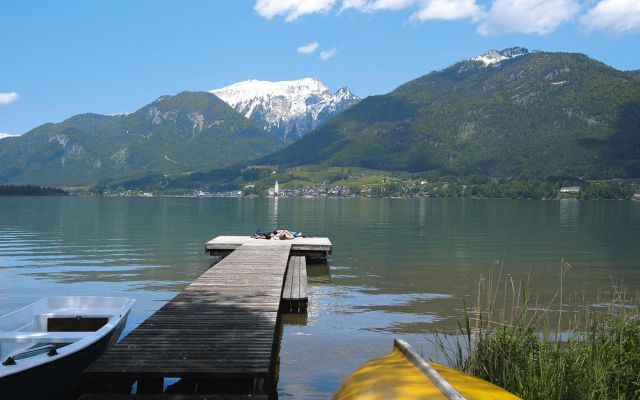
[434,265,640,400]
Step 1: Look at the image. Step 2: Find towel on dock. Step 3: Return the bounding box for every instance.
[252,229,304,240]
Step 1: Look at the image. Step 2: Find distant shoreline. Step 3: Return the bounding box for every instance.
[0,185,68,196]
[2,193,636,201]
[1,182,638,201]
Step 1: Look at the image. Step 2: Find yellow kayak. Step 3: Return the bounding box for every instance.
[333,339,522,400]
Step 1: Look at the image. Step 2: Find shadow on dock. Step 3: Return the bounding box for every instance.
[80,300,282,398]
[80,237,332,400]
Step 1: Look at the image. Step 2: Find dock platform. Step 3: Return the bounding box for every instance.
[82,236,331,398]
[205,236,332,259]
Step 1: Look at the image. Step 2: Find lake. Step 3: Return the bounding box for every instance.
[1,196,639,398]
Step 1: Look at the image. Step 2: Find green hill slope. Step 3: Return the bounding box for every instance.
[0,92,283,186]
[262,49,640,179]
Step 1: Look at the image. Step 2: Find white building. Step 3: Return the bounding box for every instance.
[268,180,280,196]
[560,186,581,194]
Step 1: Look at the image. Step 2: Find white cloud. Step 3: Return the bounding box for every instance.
[477,0,580,35]
[320,47,337,60]
[340,0,368,11]
[0,133,16,140]
[256,0,618,37]
[297,41,320,54]
[580,0,640,34]
[367,0,418,11]
[411,0,483,22]
[0,92,19,106]
[254,0,336,21]
[342,0,581,33]
[341,0,417,12]
[340,0,484,22]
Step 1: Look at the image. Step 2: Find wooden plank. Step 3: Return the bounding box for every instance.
[298,257,308,301]
[83,242,293,397]
[280,256,308,314]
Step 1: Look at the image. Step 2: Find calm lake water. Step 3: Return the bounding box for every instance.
[1,197,639,398]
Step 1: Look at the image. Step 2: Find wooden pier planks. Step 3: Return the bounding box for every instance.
[280,256,308,313]
[83,241,293,395]
[205,236,332,259]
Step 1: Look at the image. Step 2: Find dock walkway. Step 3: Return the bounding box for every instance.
[83,236,331,399]
[205,236,331,259]
[280,256,308,313]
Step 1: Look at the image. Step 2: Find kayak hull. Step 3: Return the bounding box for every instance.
[333,339,521,400]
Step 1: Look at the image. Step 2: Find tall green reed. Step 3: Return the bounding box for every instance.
[432,261,640,400]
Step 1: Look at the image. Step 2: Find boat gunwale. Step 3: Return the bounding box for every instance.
[0,296,134,378]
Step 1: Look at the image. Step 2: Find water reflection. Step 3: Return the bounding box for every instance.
[559,198,579,231]
[282,313,308,326]
[269,196,279,230]
[418,198,427,228]
[1,197,639,398]
[307,263,331,284]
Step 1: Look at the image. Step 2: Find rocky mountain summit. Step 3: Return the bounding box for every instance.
[211,78,359,140]
[470,47,529,66]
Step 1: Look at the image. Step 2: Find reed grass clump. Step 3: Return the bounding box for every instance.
[434,262,640,400]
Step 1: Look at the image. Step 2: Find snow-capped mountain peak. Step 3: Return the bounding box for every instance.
[0,133,16,140]
[210,78,359,140]
[470,47,529,66]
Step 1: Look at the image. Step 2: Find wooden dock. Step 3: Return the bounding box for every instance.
[280,256,308,314]
[81,236,331,399]
[205,236,332,260]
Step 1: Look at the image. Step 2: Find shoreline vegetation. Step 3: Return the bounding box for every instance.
[3,169,640,200]
[0,185,68,196]
[98,175,639,200]
[86,166,640,199]
[433,266,640,400]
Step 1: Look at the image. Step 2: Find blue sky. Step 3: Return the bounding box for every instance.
[1,0,639,135]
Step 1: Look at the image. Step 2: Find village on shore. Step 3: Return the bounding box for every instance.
[98,178,640,201]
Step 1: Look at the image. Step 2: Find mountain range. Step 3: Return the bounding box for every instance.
[0,92,282,186]
[263,48,640,179]
[1,48,639,188]
[211,78,359,141]
[0,77,359,187]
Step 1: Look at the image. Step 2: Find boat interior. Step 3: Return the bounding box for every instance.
[0,297,131,367]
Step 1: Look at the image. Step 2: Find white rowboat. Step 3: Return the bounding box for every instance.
[0,296,134,400]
